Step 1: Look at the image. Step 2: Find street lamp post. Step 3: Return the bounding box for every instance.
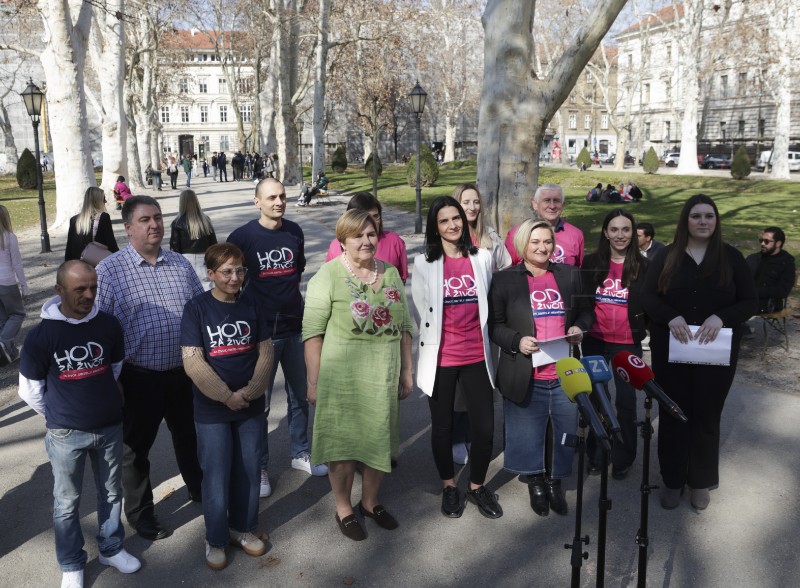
[20,79,51,253]
[409,81,427,234]
[297,120,304,186]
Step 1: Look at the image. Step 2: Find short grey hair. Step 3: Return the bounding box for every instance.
[532,183,564,203]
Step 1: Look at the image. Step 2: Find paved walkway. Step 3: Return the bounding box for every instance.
[0,174,798,587]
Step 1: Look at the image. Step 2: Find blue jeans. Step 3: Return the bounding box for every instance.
[260,333,310,470]
[45,424,125,572]
[185,169,192,187]
[0,284,25,346]
[503,379,578,479]
[196,415,264,547]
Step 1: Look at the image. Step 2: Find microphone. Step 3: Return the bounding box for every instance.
[580,356,624,445]
[611,351,688,423]
[556,357,612,452]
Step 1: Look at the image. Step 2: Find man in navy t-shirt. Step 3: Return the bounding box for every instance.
[19,261,141,588]
[227,178,328,498]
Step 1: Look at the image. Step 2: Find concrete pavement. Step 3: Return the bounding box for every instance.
[0,173,798,587]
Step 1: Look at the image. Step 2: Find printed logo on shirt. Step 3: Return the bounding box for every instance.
[595,277,629,305]
[54,343,110,380]
[530,288,566,317]
[256,247,297,278]
[207,321,255,356]
[551,245,566,264]
[443,274,478,305]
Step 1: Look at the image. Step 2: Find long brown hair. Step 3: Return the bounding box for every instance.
[657,194,729,294]
[593,208,643,287]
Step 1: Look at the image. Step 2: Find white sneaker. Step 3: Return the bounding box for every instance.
[99,548,141,573]
[291,452,328,476]
[229,529,266,556]
[61,570,83,588]
[452,443,469,465]
[259,470,272,498]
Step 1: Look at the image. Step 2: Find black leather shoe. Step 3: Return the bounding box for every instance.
[189,488,202,502]
[527,475,549,516]
[545,478,568,516]
[135,516,172,540]
[441,485,464,518]
[335,513,366,541]
[587,461,603,476]
[611,465,631,480]
[466,486,503,519]
[359,502,399,530]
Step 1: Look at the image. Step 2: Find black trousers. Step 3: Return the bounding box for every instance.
[120,365,202,524]
[219,166,228,181]
[428,361,494,485]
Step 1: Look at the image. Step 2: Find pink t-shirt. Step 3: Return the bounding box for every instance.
[114,181,132,201]
[528,272,566,380]
[439,255,484,367]
[505,219,584,267]
[325,230,408,282]
[591,260,634,344]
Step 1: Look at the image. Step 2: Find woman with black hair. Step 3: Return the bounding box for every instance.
[411,196,501,520]
[641,194,756,511]
[581,208,648,480]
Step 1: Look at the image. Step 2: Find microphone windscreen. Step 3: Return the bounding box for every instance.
[580,355,613,384]
[556,357,593,402]
[611,351,655,390]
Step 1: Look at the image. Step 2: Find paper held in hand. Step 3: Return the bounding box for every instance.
[530,332,580,368]
[668,325,732,366]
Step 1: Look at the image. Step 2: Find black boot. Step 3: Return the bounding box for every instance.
[527,475,549,516]
[545,478,568,515]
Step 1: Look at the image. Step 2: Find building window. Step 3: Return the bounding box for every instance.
[239,104,252,123]
[180,106,189,123]
[738,119,745,136]
[666,43,671,61]
[200,105,208,123]
[199,78,208,93]
[758,118,765,137]
[237,78,253,94]
[644,83,650,104]
[665,79,672,102]
[585,72,592,84]
[219,78,227,94]
[627,53,633,68]
[568,112,577,129]
[584,114,591,130]
[600,112,609,130]
[219,105,228,122]
[569,93,577,104]
[179,79,188,93]
[665,121,671,141]
[738,72,747,95]
[720,121,726,140]
[220,135,229,151]
[645,122,650,141]
[720,75,728,98]
[160,106,170,123]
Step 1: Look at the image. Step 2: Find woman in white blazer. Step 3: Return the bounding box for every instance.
[411,196,501,520]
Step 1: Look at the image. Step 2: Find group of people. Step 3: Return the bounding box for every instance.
[210,151,277,183]
[586,181,643,203]
[12,173,797,587]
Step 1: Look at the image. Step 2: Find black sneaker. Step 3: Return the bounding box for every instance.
[466,486,503,519]
[441,485,464,518]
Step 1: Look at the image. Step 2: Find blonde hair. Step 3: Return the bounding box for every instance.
[335,209,378,245]
[178,190,214,240]
[513,219,556,260]
[76,187,107,235]
[452,183,492,250]
[0,205,12,250]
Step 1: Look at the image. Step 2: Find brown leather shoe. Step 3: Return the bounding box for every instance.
[335,513,366,541]
[358,502,399,530]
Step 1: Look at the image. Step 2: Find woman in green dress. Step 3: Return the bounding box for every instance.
[303,209,414,541]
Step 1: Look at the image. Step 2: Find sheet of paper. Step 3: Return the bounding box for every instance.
[530,332,577,368]
[668,326,732,366]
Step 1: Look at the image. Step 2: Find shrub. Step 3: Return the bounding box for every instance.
[16,148,38,189]
[406,144,439,187]
[331,146,347,173]
[576,147,592,170]
[642,147,660,174]
[364,151,383,179]
[731,146,751,180]
[442,160,465,170]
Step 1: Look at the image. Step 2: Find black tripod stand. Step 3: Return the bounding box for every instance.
[595,439,612,588]
[635,396,656,588]
[564,419,590,588]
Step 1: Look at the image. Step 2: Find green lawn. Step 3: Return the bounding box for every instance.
[0,173,58,231]
[322,162,800,257]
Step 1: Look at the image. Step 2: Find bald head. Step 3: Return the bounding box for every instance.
[55,260,98,319]
[254,178,287,225]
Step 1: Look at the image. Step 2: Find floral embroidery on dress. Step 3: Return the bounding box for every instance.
[345,277,401,336]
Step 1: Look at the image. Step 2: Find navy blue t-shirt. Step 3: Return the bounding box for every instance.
[20,311,125,431]
[180,291,268,423]
[226,218,305,337]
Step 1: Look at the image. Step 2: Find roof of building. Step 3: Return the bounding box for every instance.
[163,29,250,51]
[618,3,684,35]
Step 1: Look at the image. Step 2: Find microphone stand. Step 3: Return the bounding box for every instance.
[596,436,612,588]
[635,396,657,588]
[564,417,590,588]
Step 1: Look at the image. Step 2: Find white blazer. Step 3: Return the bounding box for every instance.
[411,248,495,396]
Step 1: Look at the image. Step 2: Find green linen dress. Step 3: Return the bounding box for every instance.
[303,259,413,472]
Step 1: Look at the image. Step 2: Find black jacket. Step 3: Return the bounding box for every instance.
[581,252,649,343]
[65,212,119,261]
[169,214,218,254]
[746,249,795,312]
[489,263,594,404]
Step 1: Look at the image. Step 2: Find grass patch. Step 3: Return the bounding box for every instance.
[322,162,800,257]
[0,173,58,231]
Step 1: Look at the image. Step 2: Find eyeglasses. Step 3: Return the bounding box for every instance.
[759,238,774,244]
[216,267,247,278]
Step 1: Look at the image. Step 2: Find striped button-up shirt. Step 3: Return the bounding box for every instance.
[96,244,204,371]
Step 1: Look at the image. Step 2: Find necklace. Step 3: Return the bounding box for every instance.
[342,252,378,285]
